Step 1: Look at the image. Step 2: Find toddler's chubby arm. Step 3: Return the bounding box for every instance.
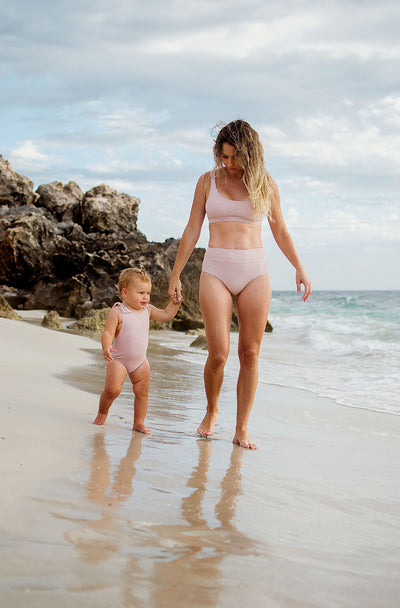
[148,295,181,323]
[101,306,121,361]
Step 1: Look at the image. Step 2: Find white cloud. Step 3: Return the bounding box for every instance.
[360,96,400,129]
[259,97,400,171]
[139,14,320,59]
[325,207,400,242]
[11,140,47,162]
[8,140,56,172]
[285,206,300,227]
[300,41,400,61]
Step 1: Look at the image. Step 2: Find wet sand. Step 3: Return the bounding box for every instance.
[1,317,399,607]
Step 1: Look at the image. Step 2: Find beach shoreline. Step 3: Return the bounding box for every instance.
[0,317,99,529]
[1,317,399,607]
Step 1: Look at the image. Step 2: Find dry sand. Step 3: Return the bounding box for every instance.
[1,316,399,607]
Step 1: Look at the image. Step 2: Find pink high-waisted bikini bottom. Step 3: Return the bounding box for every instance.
[202,247,268,295]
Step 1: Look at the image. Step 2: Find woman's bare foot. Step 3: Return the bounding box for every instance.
[233,430,257,450]
[93,413,108,426]
[132,423,152,435]
[197,411,217,437]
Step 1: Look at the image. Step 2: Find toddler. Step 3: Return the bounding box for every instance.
[93,266,181,433]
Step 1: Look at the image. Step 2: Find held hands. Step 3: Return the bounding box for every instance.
[167,290,182,315]
[170,292,182,306]
[168,276,184,304]
[296,267,312,302]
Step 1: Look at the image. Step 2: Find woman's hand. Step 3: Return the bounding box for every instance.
[296,268,312,302]
[168,275,183,303]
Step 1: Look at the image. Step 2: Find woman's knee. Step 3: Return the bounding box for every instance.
[238,345,260,368]
[207,348,229,371]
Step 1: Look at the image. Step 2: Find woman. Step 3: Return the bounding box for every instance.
[168,120,311,449]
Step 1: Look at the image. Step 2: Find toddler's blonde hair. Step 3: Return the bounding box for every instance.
[118,265,151,294]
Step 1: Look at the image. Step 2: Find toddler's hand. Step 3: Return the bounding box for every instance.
[171,292,182,305]
[103,347,116,362]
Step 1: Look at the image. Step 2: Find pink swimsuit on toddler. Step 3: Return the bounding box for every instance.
[202,172,268,295]
[111,302,150,374]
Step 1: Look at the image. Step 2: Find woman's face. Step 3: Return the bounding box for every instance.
[221,142,243,177]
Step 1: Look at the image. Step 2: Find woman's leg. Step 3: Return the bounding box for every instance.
[94,360,127,425]
[129,359,151,434]
[198,271,233,436]
[234,273,271,449]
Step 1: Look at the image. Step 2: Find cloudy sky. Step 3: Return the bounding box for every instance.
[1,0,399,290]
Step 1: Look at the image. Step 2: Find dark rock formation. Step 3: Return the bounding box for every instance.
[0,155,206,327]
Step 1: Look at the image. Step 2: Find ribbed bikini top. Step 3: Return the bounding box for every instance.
[205,172,263,225]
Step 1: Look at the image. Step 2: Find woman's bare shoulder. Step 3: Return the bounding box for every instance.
[268,174,280,203]
[195,171,212,199]
[268,173,278,190]
[198,171,212,185]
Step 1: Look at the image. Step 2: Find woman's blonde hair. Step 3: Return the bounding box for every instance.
[118,265,151,293]
[213,120,274,218]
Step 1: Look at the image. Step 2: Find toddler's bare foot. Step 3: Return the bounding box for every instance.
[132,423,152,435]
[233,430,257,450]
[93,413,108,426]
[197,411,217,437]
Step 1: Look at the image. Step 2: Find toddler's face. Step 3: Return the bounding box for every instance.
[122,279,151,310]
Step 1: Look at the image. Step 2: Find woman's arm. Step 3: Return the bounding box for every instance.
[168,173,208,300]
[268,180,312,301]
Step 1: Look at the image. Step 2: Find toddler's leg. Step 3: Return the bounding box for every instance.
[94,360,127,425]
[129,359,151,434]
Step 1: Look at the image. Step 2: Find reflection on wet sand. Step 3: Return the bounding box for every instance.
[149,440,256,607]
[67,434,257,604]
[66,432,144,564]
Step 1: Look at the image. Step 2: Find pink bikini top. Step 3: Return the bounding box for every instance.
[205,172,263,225]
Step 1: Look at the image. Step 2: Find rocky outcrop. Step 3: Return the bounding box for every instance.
[190,334,208,349]
[35,181,83,222]
[0,156,38,207]
[41,310,63,329]
[80,184,139,234]
[0,294,22,320]
[0,155,206,327]
[68,307,110,334]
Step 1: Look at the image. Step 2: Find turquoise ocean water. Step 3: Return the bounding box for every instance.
[261,290,400,415]
[157,290,400,417]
